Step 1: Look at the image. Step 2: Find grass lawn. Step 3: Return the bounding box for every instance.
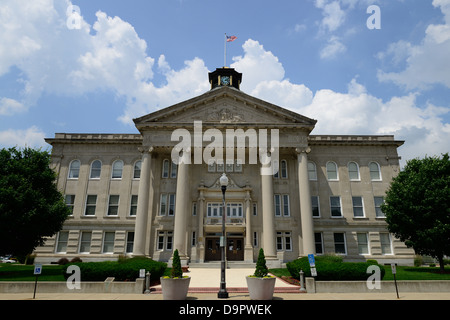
[269,266,450,282]
[0,264,66,281]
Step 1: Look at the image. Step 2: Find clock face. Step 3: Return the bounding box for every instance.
[221,76,230,86]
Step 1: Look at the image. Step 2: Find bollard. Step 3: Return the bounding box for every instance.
[299,269,306,293]
[144,271,151,294]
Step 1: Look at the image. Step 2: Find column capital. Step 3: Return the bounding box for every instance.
[138,146,154,154]
[295,146,311,155]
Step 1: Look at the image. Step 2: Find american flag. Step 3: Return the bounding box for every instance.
[226,35,237,42]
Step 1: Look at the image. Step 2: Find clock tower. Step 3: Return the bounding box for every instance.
[209,67,242,90]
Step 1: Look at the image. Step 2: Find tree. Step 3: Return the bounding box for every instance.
[170,249,183,278]
[0,147,70,257]
[254,248,269,277]
[382,153,450,273]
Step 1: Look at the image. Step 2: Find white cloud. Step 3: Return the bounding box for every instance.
[0,0,210,126]
[228,39,449,164]
[316,1,346,32]
[0,126,46,148]
[378,0,450,90]
[0,98,26,116]
[320,36,347,59]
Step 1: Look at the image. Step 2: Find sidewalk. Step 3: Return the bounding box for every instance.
[0,268,449,300]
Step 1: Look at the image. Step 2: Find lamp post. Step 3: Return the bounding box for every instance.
[218,172,229,298]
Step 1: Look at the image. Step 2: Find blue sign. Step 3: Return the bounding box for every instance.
[308,254,315,267]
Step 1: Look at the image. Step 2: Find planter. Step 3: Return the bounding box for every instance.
[246,276,276,300]
[160,276,191,300]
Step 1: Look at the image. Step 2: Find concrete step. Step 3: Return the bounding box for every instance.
[189,261,256,269]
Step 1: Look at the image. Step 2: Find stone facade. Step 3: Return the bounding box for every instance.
[34,68,415,267]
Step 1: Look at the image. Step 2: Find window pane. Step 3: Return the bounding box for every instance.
[69,160,80,179]
[90,160,101,179]
[85,195,97,215]
[374,197,385,217]
[134,161,141,179]
[369,162,381,180]
[160,194,167,215]
[330,196,342,217]
[130,195,138,216]
[274,195,281,216]
[281,160,287,178]
[311,196,320,217]
[168,194,175,216]
[108,195,119,216]
[112,160,123,179]
[334,233,346,254]
[162,160,169,177]
[308,162,317,180]
[380,233,392,254]
[126,232,134,253]
[103,232,115,253]
[314,233,323,254]
[352,197,364,217]
[79,232,91,253]
[65,195,75,215]
[357,233,369,254]
[170,162,177,178]
[327,162,338,180]
[348,162,359,180]
[283,195,290,216]
[56,231,69,253]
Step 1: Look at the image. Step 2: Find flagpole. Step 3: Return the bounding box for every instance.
[224,33,227,67]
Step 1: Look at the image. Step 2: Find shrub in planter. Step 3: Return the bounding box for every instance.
[160,249,190,300]
[246,248,276,300]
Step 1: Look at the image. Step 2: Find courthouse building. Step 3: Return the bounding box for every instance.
[35,67,415,267]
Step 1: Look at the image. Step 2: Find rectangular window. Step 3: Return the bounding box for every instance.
[380,233,392,255]
[253,203,257,216]
[334,233,347,254]
[274,195,281,216]
[192,202,197,216]
[65,195,75,215]
[352,196,364,217]
[56,231,69,253]
[157,231,165,250]
[79,231,91,253]
[253,232,258,247]
[191,231,196,246]
[103,232,115,253]
[207,203,223,217]
[276,232,292,251]
[168,194,176,216]
[282,195,290,216]
[126,232,134,253]
[107,195,120,216]
[226,161,233,172]
[166,231,173,250]
[330,196,342,217]
[311,196,320,217]
[314,233,323,254]
[374,197,385,217]
[170,162,177,179]
[357,233,369,255]
[130,195,138,216]
[208,160,216,172]
[157,231,173,250]
[162,160,169,178]
[235,159,243,172]
[85,195,97,216]
[160,194,167,216]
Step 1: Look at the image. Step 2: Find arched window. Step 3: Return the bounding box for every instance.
[326,161,339,180]
[90,160,102,179]
[133,160,142,179]
[348,162,360,180]
[308,161,317,180]
[112,160,124,179]
[68,160,80,179]
[369,162,381,181]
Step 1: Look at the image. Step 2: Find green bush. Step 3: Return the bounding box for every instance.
[253,248,269,277]
[286,255,385,281]
[63,257,167,282]
[170,249,183,278]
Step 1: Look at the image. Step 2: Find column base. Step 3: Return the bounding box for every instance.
[244,245,253,262]
[264,256,281,268]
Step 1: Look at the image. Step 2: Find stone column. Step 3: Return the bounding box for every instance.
[133,147,153,256]
[296,147,316,256]
[197,188,205,263]
[261,163,277,261]
[173,150,190,264]
[244,190,253,262]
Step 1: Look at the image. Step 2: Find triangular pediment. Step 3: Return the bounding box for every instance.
[134,86,316,131]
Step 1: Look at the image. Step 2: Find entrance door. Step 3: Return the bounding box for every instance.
[227,238,244,261]
[205,238,221,261]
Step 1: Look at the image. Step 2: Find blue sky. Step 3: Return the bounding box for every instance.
[0,0,449,165]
